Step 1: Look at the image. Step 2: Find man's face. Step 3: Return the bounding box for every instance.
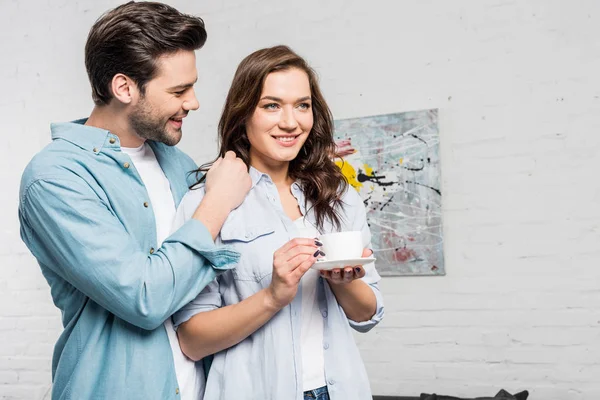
[129,50,199,146]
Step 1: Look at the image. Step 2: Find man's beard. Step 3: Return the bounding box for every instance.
[129,99,181,146]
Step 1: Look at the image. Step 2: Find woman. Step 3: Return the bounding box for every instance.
[172,45,384,400]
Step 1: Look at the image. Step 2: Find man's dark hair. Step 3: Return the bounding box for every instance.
[85,1,207,106]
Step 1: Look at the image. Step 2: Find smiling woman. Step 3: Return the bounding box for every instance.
[247,68,314,167]
[192,45,347,231]
[176,45,384,400]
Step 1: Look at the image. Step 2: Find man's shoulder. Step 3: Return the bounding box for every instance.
[151,141,197,169]
[21,140,85,187]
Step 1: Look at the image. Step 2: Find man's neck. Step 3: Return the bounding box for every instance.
[86,106,145,148]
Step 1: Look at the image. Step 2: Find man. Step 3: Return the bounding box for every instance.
[18,2,251,399]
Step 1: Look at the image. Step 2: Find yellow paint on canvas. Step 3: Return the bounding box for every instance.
[335,161,377,191]
[335,160,362,190]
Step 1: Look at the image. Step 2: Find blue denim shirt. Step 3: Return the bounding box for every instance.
[173,167,385,400]
[18,120,239,400]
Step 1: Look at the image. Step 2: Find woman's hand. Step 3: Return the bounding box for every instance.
[319,248,372,285]
[266,238,322,310]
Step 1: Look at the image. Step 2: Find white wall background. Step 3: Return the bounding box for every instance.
[1,0,599,399]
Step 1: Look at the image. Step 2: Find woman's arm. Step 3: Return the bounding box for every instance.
[320,187,384,328]
[178,288,279,361]
[177,238,320,361]
[320,249,377,322]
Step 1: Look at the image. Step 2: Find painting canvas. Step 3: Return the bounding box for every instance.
[334,109,444,276]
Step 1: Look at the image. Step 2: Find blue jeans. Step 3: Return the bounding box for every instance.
[303,386,330,400]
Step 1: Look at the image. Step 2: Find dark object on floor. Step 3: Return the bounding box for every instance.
[372,397,420,400]
[419,389,529,400]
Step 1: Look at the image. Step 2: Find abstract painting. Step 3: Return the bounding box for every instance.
[334,109,444,276]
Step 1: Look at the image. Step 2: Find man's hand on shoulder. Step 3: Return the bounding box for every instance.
[193,151,251,239]
[204,151,251,211]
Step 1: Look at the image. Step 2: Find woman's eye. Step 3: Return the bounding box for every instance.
[264,103,279,110]
[298,103,311,110]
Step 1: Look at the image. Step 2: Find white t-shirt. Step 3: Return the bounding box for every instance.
[293,217,326,391]
[122,143,202,400]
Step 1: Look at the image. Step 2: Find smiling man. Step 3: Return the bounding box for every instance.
[18,2,251,399]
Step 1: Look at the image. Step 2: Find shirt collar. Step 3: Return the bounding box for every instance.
[50,119,120,153]
[249,166,306,208]
[249,166,271,189]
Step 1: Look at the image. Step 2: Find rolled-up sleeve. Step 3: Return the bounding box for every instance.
[19,177,238,331]
[348,261,385,332]
[170,187,228,329]
[344,187,385,332]
[172,279,222,329]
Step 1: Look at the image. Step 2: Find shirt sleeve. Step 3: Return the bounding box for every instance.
[343,187,385,333]
[19,177,239,331]
[170,186,224,329]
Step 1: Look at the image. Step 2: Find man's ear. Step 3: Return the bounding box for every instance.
[110,73,140,105]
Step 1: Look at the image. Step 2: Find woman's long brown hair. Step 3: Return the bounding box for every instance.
[191,45,347,231]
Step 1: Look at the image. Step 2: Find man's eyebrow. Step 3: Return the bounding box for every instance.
[259,95,312,102]
[167,78,198,91]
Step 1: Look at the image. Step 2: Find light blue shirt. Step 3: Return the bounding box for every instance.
[173,167,385,400]
[18,120,238,400]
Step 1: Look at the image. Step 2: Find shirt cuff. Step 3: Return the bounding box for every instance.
[348,285,385,333]
[172,292,221,330]
[166,218,239,270]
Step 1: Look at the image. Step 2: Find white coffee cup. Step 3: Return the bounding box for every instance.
[318,231,363,261]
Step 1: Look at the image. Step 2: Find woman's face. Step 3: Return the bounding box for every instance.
[246,67,314,172]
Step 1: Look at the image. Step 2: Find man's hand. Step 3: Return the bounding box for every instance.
[192,151,251,239]
[320,248,372,284]
[204,151,251,211]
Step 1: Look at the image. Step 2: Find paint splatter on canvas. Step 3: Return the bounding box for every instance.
[334,109,444,276]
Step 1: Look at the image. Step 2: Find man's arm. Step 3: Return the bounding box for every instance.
[20,177,229,330]
[19,152,251,330]
[193,151,251,239]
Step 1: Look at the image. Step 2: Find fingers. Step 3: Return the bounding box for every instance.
[208,157,223,171]
[223,150,237,160]
[291,257,315,281]
[362,248,373,258]
[275,245,320,267]
[320,265,365,284]
[275,238,320,257]
[353,266,366,279]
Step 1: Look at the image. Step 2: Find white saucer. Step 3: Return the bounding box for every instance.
[311,256,376,271]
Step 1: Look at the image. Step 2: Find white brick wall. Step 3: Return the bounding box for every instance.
[1,0,599,399]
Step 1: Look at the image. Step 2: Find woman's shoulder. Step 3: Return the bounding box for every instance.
[339,184,363,208]
[178,185,206,218]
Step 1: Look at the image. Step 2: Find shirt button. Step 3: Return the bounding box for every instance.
[323,342,329,349]
[93,147,98,153]
[321,310,328,318]
[143,202,149,208]
[149,247,155,254]
[328,379,335,385]
[109,138,116,144]
[175,387,179,394]
[123,162,130,169]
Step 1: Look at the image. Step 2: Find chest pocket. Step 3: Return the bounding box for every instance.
[219,206,276,282]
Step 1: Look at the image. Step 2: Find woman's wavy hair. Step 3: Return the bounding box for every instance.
[191,45,347,231]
